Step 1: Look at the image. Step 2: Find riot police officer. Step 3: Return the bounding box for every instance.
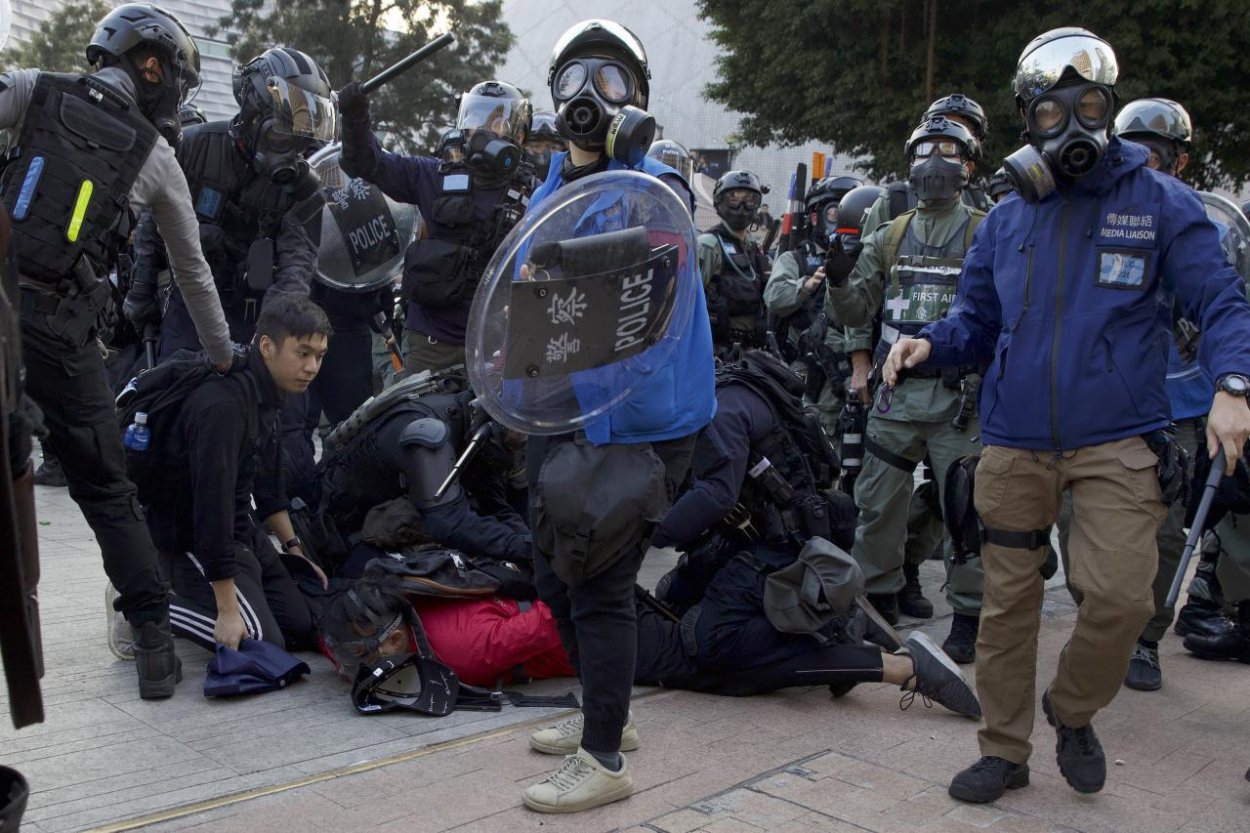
[318,372,531,570]
[126,46,334,359]
[763,175,861,436]
[646,138,696,183]
[524,110,566,181]
[861,93,991,236]
[0,3,233,699]
[338,79,535,376]
[826,117,986,660]
[698,170,769,357]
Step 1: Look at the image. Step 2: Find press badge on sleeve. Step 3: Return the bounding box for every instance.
[1096,248,1150,290]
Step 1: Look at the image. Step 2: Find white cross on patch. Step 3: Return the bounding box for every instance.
[885,295,911,319]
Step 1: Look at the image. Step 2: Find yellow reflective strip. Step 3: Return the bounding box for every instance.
[66,179,93,242]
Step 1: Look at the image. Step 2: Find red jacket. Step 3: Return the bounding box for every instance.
[414,597,574,687]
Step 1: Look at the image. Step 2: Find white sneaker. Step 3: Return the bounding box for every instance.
[105,583,134,661]
[530,711,640,755]
[522,747,633,814]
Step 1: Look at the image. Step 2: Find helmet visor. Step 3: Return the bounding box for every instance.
[1013,34,1118,102]
[550,20,648,76]
[266,77,337,143]
[456,91,529,144]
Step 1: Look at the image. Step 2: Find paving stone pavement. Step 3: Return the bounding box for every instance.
[4,473,1250,833]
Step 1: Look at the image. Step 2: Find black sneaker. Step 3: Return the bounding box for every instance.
[948,756,1030,803]
[1183,622,1250,663]
[133,617,182,700]
[1123,641,1162,691]
[943,612,979,664]
[1174,598,1236,639]
[33,457,66,488]
[898,563,934,619]
[866,592,900,626]
[900,632,982,718]
[1042,690,1106,793]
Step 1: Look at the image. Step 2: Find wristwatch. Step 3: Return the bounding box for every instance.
[283,536,303,552]
[1217,374,1250,399]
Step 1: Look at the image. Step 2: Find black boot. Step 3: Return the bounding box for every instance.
[1183,601,1250,664]
[1042,690,1106,793]
[949,756,1029,803]
[943,612,979,664]
[33,451,66,488]
[898,562,934,619]
[1174,597,1235,639]
[865,592,900,626]
[132,615,182,700]
[0,766,29,833]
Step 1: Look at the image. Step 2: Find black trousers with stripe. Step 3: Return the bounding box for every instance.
[163,526,313,651]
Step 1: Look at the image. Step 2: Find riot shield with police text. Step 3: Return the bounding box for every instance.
[1198,191,1250,280]
[467,170,698,434]
[310,143,420,293]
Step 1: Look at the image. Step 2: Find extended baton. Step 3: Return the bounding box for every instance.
[433,419,491,501]
[360,33,456,95]
[1166,448,1226,608]
[142,323,158,371]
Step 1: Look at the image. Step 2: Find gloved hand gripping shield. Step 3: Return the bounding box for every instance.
[467,170,698,434]
[309,143,420,292]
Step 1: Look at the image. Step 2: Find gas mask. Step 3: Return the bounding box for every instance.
[464,130,522,184]
[250,118,309,185]
[909,155,968,205]
[124,53,184,147]
[1004,83,1112,202]
[552,58,656,166]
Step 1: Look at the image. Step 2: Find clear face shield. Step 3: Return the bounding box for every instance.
[456,92,530,144]
[265,77,338,145]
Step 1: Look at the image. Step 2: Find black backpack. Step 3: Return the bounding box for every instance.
[115,350,257,504]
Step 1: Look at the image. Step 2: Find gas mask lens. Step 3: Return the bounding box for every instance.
[594,64,633,103]
[554,63,587,100]
[1032,98,1065,135]
[553,60,635,103]
[1076,86,1110,127]
[823,204,839,226]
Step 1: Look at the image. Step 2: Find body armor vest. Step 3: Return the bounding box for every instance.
[320,390,467,531]
[705,225,767,317]
[1,72,157,286]
[877,209,978,361]
[716,356,837,545]
[403,166,533,308]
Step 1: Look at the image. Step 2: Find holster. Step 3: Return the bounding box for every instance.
[1145,427,1190,508]
[46,261,110,348]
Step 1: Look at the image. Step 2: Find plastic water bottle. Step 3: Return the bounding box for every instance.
[124,412,150,452]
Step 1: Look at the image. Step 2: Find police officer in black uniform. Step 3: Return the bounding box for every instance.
[0,3,235,699]
[524,110,566,182]
[126,46,334,359]
[698,170,770,358]
[337,79,535,376]
[317,373,532,572]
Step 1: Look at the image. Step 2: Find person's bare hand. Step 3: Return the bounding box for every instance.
[803,266,826,294]
[214,609,248,650]
[1206,391,1250,475]
[849,352,872,404]
[883,338,931,386]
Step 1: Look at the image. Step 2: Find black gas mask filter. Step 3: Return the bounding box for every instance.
[464,130,522,180]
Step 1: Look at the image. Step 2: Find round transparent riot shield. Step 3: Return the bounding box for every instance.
[1198,191,1250,280]
[310,143,419,292]
[468,170,698,434]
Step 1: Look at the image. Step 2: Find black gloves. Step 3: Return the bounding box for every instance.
[337,82,370,122]
[122,278,158,331]
[824,233,861,288]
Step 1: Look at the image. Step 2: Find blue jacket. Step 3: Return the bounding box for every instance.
[921,138,1250,450]
[528,152,716,446]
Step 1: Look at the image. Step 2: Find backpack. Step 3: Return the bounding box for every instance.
[115,350,257,504]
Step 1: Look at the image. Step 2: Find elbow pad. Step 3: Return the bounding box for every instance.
[400,418,463,509]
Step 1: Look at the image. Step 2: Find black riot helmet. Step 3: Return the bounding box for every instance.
[924,93,988,158]
[1005,28,1119,200]
[713,170,765,232]
[829,184,884,257]
[1113,98,1192,175]
[455,81,531,183]
[547,19,655,164]
[525,110,566,173]
[905,117,973,205]
[87,3,202,143]
[806,176,863,240]
[232,47,336,184]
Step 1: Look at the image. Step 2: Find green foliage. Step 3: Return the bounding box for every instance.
[1,0,110,74]
[700,0,1250,190]
[219,0,513,151]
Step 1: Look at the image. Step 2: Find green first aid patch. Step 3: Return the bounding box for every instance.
[884,284,958,322]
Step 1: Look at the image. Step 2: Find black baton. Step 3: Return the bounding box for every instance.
[360,33,456,94]
[1167,448,1226,608]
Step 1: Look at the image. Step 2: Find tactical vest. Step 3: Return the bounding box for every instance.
[320,390,468,532]
[886,181,990,221]
[178,121,307,298]
[704,224,767,318]
[402,166,533,308]
[1,72,157,286]
[876,207,984,361]
[716,355,838,545]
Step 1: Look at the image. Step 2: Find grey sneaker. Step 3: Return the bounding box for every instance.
[530,711,640,755]
[900,631,982,719]
[105,583,134,661]
[522,747,633,813]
